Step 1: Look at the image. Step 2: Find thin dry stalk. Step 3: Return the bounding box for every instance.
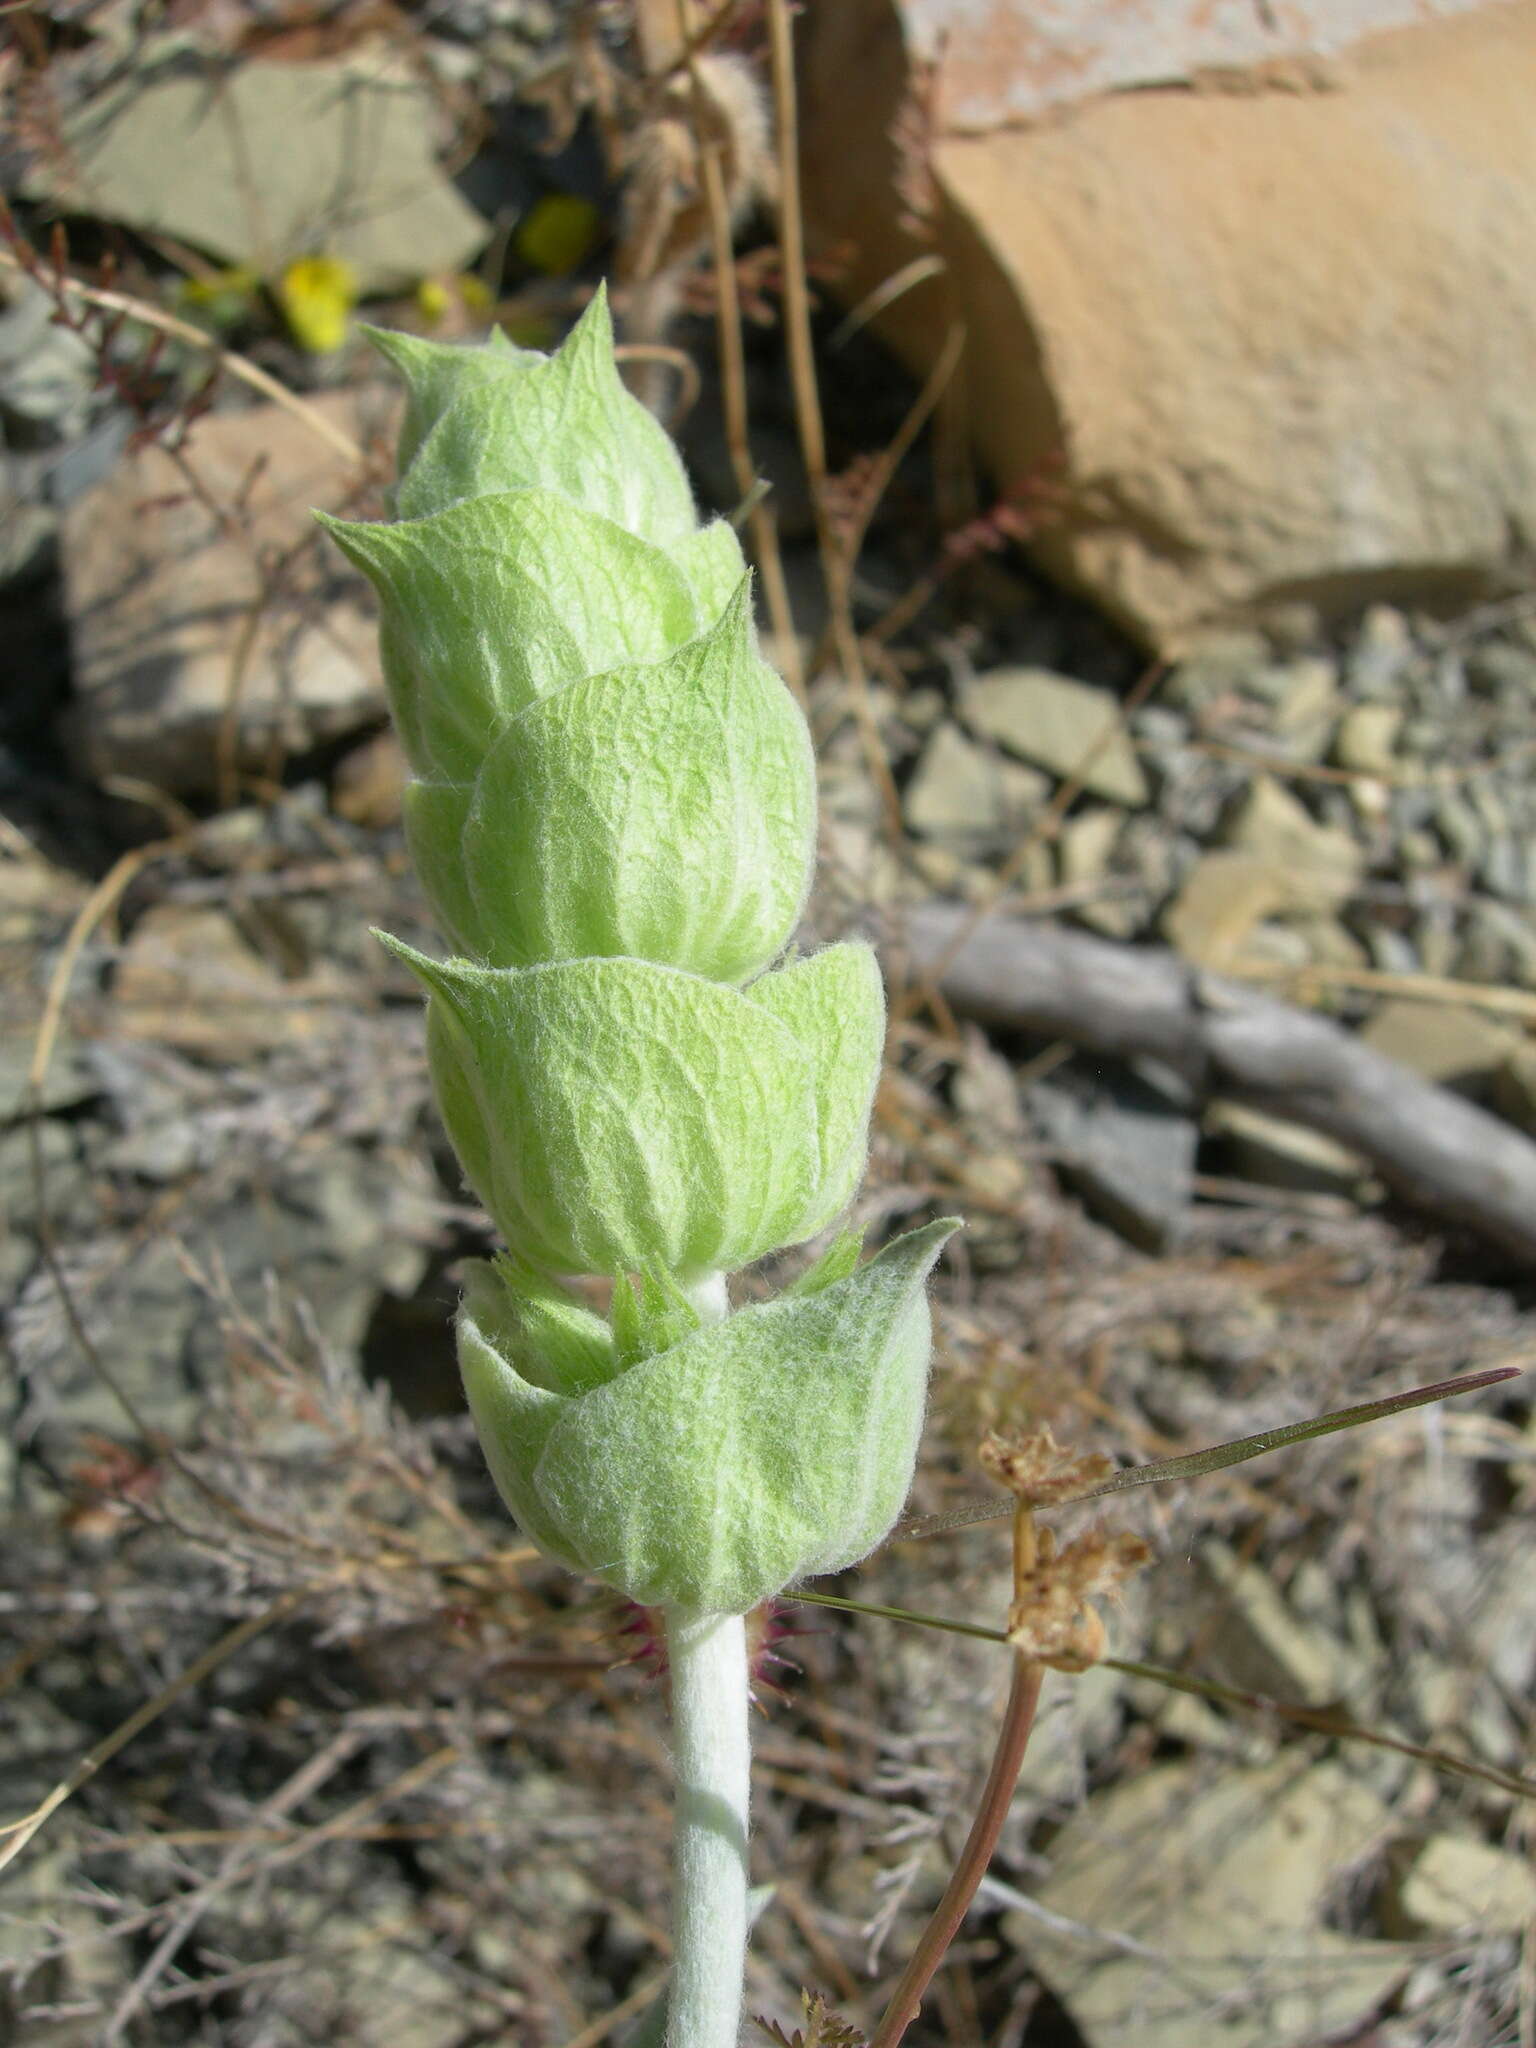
[0,244,363,462]
[0,1590,309,1872]
[764,0,902,838]
[868,1652,1044,2048]
[677,0,803,697]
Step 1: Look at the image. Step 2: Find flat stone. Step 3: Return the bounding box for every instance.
[30,47,487,294]
[960,667,1149,806]
[1269,656,1339,760]
[1006,1759,1403,2048]
[1207,1099,1373,1198]
[1334,702,1403,774]
[1057,805,1124,888]
[902,718,1049,852]
[111,904,353,1053]
[1388,1834,1536,1935]
[0,1035,99,1122]
[1033,1059,1197,1250]
[60,394,385,796]
[1162,851,1292,970]
[1199,1540,1347,1704]
[1362,997,1517,1092]
[1220,775,1363,907]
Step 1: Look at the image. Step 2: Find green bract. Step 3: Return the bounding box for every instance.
[382,935,885,1279]
[458,1221,957,1616]
[325,288,956,1616]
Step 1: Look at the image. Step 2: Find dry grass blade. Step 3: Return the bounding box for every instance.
[1103,1657,1536,1803]
[0,1589,308,1872]
[0,242,364,463]
[679,0,803,696]
[899,1364,1523,1540]
[787,1592,1536,1803]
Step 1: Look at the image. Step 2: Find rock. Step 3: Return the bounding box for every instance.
[60,395,384,796]
[1465,640,1536,700]
[1334,702,1403,775]
[111,904,353,1053]
[1269,657,1339,761]
[902,718,1048,852]
[1494,1042,1536,1132]
[1164,628,1269,711]
[0,1034,98,1122]
[0,844,87,954]
[1198,1540,1348,1704]
[959,668,1148,806]
[1361,998,1518,1093]
[1162,851,1291,970]
[1057,805,1123,890]
[1348,604,1416,697]
[1004,1759,1404,2048]
[0,276,97,439]
[333,727,409,828]
[801,2,1536,648]
[29,46,487,294]
[1221,775,1363,908]
[1033,1059,1197,1249]
[1386,1834,1536,1935]
[1207,1100,1374,1199]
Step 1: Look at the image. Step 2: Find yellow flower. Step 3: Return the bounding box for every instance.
[279,256,357,354]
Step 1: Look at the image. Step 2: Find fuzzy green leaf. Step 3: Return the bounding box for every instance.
[459,1220,959,1614]
[394,289,698,546]
[386,937,881,1278]
[319,492,701,781]
[458,582,815,977]
[361,323,535,471]
[748,943,887,1241]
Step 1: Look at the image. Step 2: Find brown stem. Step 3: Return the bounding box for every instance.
[868,1655,1045,2048]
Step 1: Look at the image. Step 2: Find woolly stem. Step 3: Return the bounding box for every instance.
[684,1271,730,1325]
[664,1608,752,2048]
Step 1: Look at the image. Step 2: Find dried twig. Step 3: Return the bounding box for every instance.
[764,0,901,836]
[0,241,363,463]
[897,902,1536,1262]
[679,0,803,695]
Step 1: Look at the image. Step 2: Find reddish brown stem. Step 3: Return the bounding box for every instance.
[869,1654,1045,2048]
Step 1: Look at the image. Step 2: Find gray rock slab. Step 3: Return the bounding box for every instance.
[960,668,1149,806]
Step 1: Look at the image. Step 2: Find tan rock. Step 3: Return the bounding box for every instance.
[113,905,350,1053]
[1362,998,1517,1090]
[1389,1834,1536,1935]
[902,718,1048,850]
[1207,1100,1373,1197]
[333,728,408,828]
[959,668,1148,805]
[1334,702,1403,774]
[60,394,386,797]
[801,2,1536,648]
[1057,805,1123,889]
[1221,776,1363,907]
[1162,851,1291,970]
[1005,1759,1403,2048]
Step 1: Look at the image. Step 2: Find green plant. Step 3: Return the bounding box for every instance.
[319,290,956,2047]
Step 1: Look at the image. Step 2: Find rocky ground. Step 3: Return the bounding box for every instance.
[3,9,1536,2048]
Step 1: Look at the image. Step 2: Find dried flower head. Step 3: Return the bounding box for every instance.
[978,1422,1114,1507]
[1006,1526,1151,1672]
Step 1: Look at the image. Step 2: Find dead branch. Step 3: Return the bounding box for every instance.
[897,902,1536,1265]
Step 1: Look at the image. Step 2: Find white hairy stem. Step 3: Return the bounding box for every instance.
[684,1271,731,1326]
[664,1608,752,2048]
